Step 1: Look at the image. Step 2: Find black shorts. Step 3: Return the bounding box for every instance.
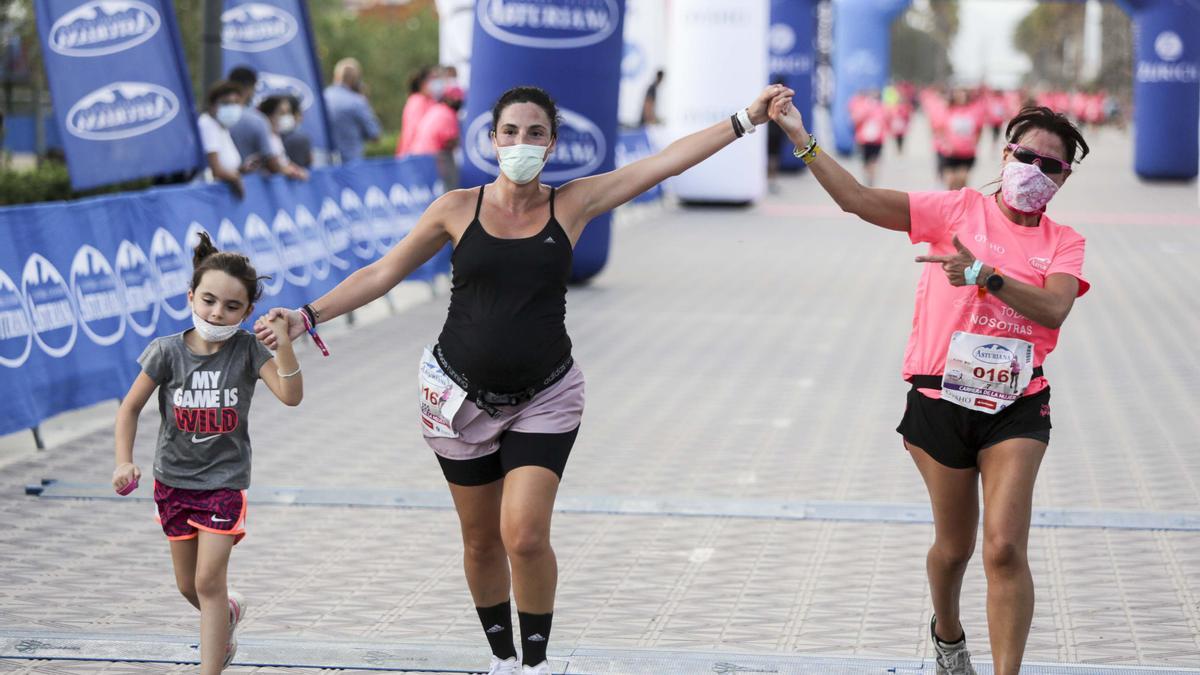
[897,387,1052,469]
[436,427,579,486]
[937,154,976,172]
[861,143,883,162]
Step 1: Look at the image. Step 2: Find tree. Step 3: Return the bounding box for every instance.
[1013,3,1087,88]
[891,0,958,84]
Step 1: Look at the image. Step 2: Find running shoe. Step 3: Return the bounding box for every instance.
[522,662,553,675]
[486,655,519,674]
[223,590,246,668]
[930,615,977,675]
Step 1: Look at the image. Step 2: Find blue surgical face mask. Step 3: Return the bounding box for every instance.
[216,104,242,129]
[496,144,549,185]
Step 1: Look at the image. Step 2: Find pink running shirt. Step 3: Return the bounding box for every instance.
[938,104,984,158]
[408,103,460,155]
[905,188,1090,399]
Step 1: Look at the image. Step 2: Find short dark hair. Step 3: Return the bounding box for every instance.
[257,94,288,117]
[285,95,303,116]
[227,66,257,89]
[1006,105,1090,165]
[491,86,559,138]
[409,66,433,94]
[191,231,266,305]
[206,80,242,107]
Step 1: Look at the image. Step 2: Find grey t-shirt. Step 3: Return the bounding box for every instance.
[139,330,274,490]
[229,107,278,165]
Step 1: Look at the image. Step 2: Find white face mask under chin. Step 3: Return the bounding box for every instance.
[192,311,241,342]
[496,144,549,185]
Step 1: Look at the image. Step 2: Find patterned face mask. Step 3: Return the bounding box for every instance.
[1000,160,1059,215]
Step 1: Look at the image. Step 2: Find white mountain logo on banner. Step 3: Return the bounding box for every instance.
[222,3,299,52]
[49,1,161,57]
[253,72,314,110]
[65,82,179,141]
[477,0,619,49]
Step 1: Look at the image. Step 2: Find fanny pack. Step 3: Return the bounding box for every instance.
[433,344,574,418]
[910,366,1043,392]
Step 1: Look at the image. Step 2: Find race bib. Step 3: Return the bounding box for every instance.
[941,331,1035,415]
[418,346,467,438]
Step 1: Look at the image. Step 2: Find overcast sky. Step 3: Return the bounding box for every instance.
[949,0,1039,88]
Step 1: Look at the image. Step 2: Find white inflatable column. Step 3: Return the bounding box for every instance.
[664,0,769,203]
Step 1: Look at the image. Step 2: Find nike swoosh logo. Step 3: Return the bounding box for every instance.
[191,434,219,443]
[211,515,232,523]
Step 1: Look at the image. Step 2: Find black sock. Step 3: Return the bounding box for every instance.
[517,611,553,666]
[476,601,517,660]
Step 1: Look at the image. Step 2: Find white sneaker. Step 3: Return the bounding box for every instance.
[223,591,246,668]
[930,616,977,675]
[522,661,553,675]
[487,656,519,675]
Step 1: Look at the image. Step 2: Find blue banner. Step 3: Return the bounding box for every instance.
[614,128,662,204]
[830,0,908,156]
[771,0,817,170]
[462,0,625,282]
[222,0,333,156]
[0,157,446,437]
[1126,0,1200,179]
[33,0,204,190]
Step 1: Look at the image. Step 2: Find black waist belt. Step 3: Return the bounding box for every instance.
[434,344,574,418]
[910,366,1043,390]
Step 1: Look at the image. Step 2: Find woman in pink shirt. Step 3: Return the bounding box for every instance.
[410,85,465,189]
[396,66,440,157]
[849,90,889,187]
[933,88,985,191]
[768,97,1089,675]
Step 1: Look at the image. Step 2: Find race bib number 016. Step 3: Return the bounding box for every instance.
[941,331,1035,415]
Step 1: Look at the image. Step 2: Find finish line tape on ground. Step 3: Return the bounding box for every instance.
[24,480,1200,532]
[1,630,1195,674]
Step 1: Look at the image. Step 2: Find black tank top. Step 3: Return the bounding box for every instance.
[436,185,573,392]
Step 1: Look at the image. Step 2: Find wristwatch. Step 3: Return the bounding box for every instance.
[985,270,1005,292]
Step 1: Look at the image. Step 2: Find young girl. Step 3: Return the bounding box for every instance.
[112,232,302,673]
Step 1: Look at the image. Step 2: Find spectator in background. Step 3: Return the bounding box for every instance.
[280,95,313,168]
[641,69,664,126]
[257,96,309,180]
[226,66,297,178]
[396,66,440,157]
[197,80,248,198]
[324,58,382,164]
[409,84,465,189]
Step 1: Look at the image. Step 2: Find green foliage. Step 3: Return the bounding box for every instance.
[309,1,439,131]
[364,130,399,159]
[0,163,154,206]
[891,0,958,84]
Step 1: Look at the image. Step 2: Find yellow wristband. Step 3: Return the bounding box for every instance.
[801,144,822,165]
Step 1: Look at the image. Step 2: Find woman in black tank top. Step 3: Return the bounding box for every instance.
[256,82,792,674]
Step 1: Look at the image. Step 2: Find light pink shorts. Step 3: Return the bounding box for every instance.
[422,364,586,461]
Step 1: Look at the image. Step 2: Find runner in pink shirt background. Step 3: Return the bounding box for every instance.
[767,94,1090,675]
[850,90,889,186]
[931,88,985,191]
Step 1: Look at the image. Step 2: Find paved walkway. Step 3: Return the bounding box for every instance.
[1,119,1198,674]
